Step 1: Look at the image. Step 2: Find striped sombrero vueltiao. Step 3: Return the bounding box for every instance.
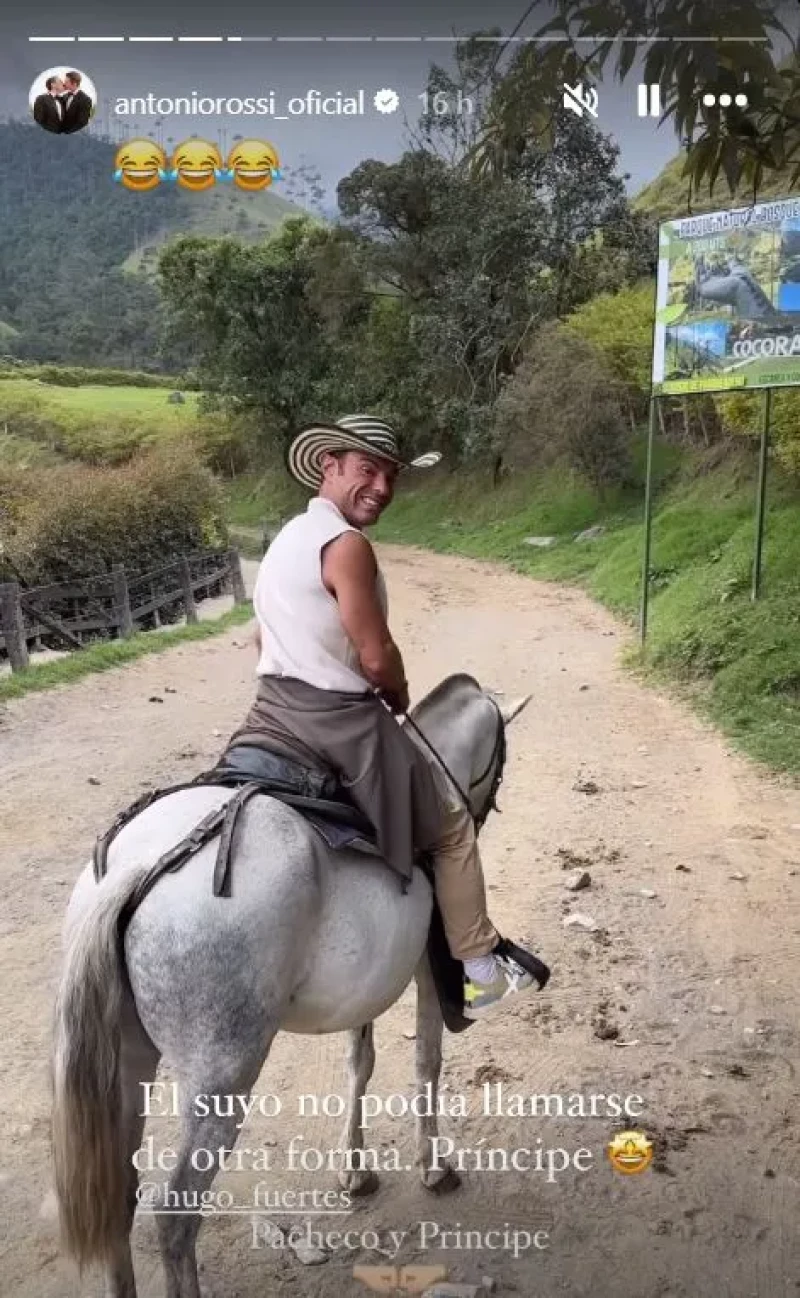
[286,414,441,491]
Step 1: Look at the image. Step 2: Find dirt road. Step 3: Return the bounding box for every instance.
[2,546,800,1298]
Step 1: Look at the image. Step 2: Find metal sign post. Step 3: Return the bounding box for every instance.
[639,396,659,646]
[751,387,772,601]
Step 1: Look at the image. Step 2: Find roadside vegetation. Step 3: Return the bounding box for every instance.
[0,443,227,585]
[371,453,800,777]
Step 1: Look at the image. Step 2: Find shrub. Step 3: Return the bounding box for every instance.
[494,322,633,494]
[716,388,800,477]
[565,279,656,397]
[187,412,263,478]
[1,443,228,586]
[0,363,184,388]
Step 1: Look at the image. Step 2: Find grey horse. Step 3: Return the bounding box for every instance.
[51,674,531,1298]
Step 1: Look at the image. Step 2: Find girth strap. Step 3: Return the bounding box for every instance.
[155,800,231,877]
[117,811,223,932]
[93,778,213,883]
[212,782,264,897]
[115,784,259,933]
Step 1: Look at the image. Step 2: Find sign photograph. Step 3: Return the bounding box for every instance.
[653,197,800,395]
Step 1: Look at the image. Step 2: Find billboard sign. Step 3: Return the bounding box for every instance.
[653,197,800,395]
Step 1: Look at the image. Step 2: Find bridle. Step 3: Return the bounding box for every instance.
[401,697,507,835]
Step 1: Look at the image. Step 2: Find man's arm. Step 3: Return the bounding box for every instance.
[321,531,409,712]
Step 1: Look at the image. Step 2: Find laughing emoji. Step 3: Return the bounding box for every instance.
[170,139,223,191]
[226,140,281,191]
[607,1130,654,1175]
[114,139,167,192]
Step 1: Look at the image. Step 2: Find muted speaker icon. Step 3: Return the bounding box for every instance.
[563,82,599,118]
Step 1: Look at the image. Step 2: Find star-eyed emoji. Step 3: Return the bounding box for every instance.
[607,1130,654,1175]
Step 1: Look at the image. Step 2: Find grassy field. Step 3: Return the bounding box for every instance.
[0,379,198,421]
[227,443,800,778]
[0,377,204,464]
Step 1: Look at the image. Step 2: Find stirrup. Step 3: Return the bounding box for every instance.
[492,936,550,991]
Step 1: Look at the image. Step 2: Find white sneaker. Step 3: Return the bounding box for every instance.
[462,956,535,1019]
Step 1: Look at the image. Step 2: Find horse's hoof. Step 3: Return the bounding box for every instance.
[339,1168,380,1198]
[421,1164,461,1195]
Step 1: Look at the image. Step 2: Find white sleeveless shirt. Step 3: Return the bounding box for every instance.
[253,497,388,693]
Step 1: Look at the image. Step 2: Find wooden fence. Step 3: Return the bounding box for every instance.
[0,548,247,673]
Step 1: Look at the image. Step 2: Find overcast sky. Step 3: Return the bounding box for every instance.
[2,0,797,202]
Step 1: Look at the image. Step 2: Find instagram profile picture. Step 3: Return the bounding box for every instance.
[30,67,97,135]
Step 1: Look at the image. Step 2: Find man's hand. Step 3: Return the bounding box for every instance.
[322,531,409,700]
[380,683,410,715]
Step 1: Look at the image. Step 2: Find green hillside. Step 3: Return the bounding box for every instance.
[122,185,303,276]
[636,153,800,221]
[0,121,304,366]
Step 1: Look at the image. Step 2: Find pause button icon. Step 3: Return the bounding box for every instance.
[638,84,661,117]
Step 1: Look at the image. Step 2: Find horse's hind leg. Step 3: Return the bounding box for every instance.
[414,955,459,1192]
[105,997,160,1298]
[337,1023,379,1197]
[155,1037,274,1298]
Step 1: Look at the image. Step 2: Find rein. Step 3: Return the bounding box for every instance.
[399,697,507,833]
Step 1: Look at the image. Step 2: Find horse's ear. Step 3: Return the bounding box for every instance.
[500,694,531,725]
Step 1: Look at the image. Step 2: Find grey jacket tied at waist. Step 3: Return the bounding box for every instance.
[229,675,447,881]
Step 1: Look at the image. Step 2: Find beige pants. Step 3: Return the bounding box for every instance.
[428,799,499,961]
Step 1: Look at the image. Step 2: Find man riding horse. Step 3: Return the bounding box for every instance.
[230,413,542,1017]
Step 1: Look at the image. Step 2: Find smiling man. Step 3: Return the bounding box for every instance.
[230,413,541,1016]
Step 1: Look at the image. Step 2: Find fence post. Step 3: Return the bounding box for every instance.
[0,582,29,671]
[228,549,247,605]
[180,557,198,624]
[112,564,134,639]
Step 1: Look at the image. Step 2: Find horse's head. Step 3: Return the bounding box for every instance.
[409,674,531,829]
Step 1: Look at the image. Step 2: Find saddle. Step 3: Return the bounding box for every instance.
[93,743,477,1033]
[213,744,381,853]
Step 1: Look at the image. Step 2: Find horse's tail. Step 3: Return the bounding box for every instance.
[51,863,149,1268]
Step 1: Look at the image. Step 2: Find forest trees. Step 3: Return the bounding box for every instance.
[473,0,798,204]
[159,44,650,466]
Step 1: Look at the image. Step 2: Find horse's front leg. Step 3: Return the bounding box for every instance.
[414,955,460,1192]
[337,1023,379,1196]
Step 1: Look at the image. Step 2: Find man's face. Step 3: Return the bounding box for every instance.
[321,450,398,528]
[64,78,78,94]
[51,78,65,95]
